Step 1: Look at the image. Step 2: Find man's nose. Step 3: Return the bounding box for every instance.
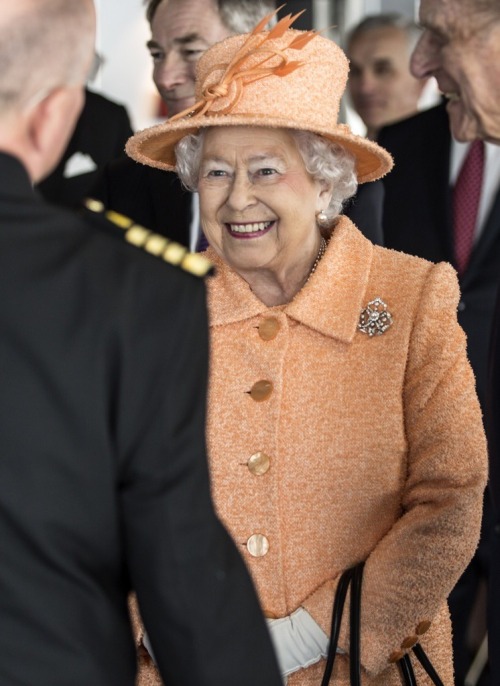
[154,52,188,91]
[358,72,377,94]
[410,32,438,80]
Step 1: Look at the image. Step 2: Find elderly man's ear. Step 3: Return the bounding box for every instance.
[26,85,84,183]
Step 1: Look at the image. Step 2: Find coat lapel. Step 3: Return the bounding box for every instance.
[286,218,373,342]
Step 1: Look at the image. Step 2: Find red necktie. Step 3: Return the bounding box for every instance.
[453,139,485,276]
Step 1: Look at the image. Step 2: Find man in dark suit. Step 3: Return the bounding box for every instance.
[93,0,384,248]
[408,3,500,683]
[381,1,500,681]
[345,13,428,142]
[488,292,500,685]
[37,88,133,209]
[0,2,282,685]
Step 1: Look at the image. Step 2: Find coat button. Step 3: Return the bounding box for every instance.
[458,300,466,312]
[248,452,271,475]
[416,620,431,635]
[388,649,405,663]
[401,635,418,649]
[249,380,273,401]
[247,534,269,557]
[258,317,280,341]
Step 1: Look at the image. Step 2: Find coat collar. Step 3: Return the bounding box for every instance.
[206,217,373,344]
[0,152,33,200]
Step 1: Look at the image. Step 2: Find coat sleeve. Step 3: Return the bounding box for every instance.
[302,261,488,676]
[117,261,281,686]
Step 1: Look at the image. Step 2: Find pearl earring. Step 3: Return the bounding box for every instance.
[317,210,328,225]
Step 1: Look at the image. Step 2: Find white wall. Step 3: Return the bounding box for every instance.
[92,0,159,131]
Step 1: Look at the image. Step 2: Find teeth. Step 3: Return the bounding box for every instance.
[229,221,272,233]
[444,91,460,102]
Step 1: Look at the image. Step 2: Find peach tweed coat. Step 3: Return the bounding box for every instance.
[131,217,487,686]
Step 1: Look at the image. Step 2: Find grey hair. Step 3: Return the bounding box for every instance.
[145,0,276,31]
[175,128,357,222]
[217,0,277,33]
[0,0,94,113]
[346,13,423,55]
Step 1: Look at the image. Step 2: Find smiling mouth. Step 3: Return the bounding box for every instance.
[226,221,275,236]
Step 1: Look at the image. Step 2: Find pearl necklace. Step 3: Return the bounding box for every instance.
[305,236,327,284]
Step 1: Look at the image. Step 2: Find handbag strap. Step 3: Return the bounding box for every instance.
[321,562,365,686]
[399,654,418,686]
[320,567,354,686]
[398,645,445,686]
[349,562,364,686]
[322,561,445,686]
[409,644,445,686]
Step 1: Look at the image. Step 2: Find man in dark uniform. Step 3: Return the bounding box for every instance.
[0,2,282,686]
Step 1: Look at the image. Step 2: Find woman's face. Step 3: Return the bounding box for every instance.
[198,126,330,275]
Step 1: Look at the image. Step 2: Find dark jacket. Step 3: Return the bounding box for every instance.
[378,102,500,408]
[0,152,281,686]
[487,292,500,679]
[37,89,133,209]
[91,156,192,245]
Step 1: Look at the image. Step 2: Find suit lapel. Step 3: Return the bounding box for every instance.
[428,104,454,262]
[462,188,500,287]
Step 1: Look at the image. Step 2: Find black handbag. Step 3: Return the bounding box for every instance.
[320,562,445,686]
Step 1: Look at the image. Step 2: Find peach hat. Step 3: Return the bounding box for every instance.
[126,11,393,184]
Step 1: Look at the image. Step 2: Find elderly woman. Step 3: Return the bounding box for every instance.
[126,12,487,686]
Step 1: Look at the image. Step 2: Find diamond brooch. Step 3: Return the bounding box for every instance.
[358,297,393,337]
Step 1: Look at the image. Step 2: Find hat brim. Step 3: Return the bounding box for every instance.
[126,114,393,184]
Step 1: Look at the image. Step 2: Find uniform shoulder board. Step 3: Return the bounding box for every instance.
[83,198,212,278]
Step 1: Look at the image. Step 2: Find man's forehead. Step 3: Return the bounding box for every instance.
[419,0,480,37]
[351,30,408,55]
[152,0,227,42]
[155,0,220,24]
